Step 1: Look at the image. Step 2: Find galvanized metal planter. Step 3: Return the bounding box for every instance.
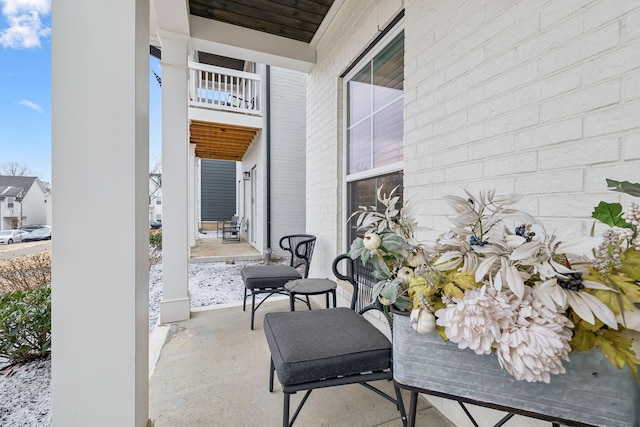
[392,313,640,427]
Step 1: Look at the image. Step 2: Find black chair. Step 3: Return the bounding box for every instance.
[217,215,237,237]
[222,217,243,243]
[263,254,407,427]
[241,234,316,329]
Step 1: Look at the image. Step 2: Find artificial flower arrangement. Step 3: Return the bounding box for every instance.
[348,180,640,383]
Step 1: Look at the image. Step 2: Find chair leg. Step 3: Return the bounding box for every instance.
[243,287,248,312]
[251,292,256,330]
[283,393,290,427]
[305,296,311,310]
[269,358,275,392]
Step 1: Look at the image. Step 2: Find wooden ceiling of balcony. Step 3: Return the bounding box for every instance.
[189,0,335,43]
[190,120,260,161]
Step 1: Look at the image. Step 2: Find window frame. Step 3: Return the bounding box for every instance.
[341,23,405,249]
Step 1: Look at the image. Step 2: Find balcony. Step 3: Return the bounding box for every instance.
[188,62,263,161]
[189,62,262,116]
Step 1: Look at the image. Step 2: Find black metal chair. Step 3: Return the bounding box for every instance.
[263,254,407,427]
[241,234,316,329]
[222,217,243,243]
[217,215,237,237]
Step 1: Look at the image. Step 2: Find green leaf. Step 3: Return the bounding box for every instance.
[592,202,628,227]
[393,297,413,312]
[606,179,640,198]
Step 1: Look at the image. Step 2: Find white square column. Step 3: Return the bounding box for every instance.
[159,31,191,323]
[189,143,196,247]
[51,0,149,425]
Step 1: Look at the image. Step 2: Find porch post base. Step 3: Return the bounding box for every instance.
[160,297,191,323]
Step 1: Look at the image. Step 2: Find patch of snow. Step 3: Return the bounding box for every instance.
[0,357,51,427]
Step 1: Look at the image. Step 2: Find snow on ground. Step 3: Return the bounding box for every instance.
[1,258,277,427]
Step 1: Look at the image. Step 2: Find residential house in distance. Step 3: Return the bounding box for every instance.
[50,1,640,426]
[148,172,162,224]
[0,175,50,230]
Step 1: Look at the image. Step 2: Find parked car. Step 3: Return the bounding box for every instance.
[0,229,29,244]
[150,221,162,229]
[23,227,52,242]
[22,224,50,232]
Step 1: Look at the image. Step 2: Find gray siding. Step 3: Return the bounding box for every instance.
[200,160,236,221]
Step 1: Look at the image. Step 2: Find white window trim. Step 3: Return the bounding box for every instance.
[341,22,405,249]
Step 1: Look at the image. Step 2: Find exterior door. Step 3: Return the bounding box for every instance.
[250,166,257,243]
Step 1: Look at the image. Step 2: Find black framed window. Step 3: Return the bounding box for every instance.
[344,30,404,246]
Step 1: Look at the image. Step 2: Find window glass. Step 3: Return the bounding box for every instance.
[346,171,403,245]
[345,30,404,246]
[347,32,404,175]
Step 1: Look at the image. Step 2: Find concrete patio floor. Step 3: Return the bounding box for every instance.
[190,235,263,262]
[149,298,455,427]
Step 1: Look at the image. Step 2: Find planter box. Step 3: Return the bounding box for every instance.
[393,313,640,427]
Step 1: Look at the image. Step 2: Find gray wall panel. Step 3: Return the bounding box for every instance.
[201,160,236,221]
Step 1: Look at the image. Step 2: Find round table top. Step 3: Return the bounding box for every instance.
[285,278,337,294]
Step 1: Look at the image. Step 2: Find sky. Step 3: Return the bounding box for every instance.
[0,0,162,184]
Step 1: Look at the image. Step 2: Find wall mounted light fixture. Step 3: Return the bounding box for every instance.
[243,171,251,180]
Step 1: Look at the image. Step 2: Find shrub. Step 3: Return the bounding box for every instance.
[0,251,51,294]
[149,230,162,249]
[149,230,162,269]
[0,287,51,363]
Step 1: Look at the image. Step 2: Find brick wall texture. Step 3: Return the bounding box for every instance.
[307,0,640,283]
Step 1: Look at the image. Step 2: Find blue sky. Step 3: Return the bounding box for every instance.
[0,0,162,184]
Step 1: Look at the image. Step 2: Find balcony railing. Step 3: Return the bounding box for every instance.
[188,62,262,116]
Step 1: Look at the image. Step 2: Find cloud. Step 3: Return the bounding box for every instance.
[18,99,42,112]
[0,0,51,49]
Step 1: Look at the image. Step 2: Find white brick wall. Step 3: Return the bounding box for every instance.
[307,0,640,424]
[270,66,307,258]
[241,66,307,259]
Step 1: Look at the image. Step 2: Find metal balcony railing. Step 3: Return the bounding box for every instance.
[188,62,262,116]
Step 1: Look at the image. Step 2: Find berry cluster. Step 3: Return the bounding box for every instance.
[558,272,585,292]
[515,224,535,242]
[470,235,488,246]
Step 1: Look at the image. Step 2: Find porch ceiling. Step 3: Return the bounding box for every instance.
[190,120,259,161]
[188,0,335,44]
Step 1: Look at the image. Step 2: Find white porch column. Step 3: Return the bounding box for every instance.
[188,143,196,247]
[51,0,149,426]
[196,157,202,233]
[159,31,191,323]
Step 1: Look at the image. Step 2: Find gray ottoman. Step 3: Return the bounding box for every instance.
[241,265,301,329]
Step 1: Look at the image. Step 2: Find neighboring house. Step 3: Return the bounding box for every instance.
[50,1,640,426]
[149,172,162,223]
[0,175,50,230]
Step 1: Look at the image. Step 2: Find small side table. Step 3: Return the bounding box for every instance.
[284,278,337,312]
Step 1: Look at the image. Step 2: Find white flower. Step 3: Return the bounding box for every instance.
[617,305,640,332]
[532,276,619,329]
[494,287,573,383]
[435,286,512,355]
[397,266,414,284]
[363,232,382,250]
[410,308,436,334]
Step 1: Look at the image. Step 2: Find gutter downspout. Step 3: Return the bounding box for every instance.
[266,65,272,250]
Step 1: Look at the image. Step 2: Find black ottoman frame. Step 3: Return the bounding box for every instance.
[263,254,408,426]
